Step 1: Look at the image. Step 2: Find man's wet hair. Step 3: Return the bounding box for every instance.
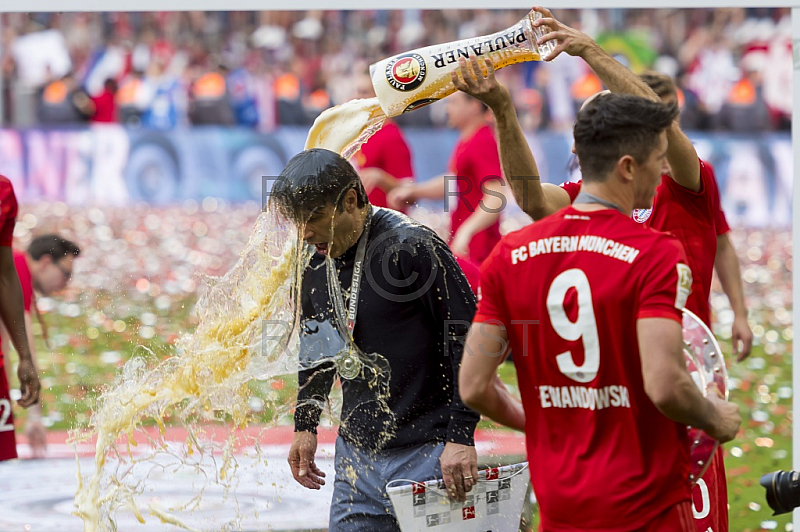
[28,235,81,262]
[640,71,677,101]
[270,148,369,223]
[573,92,678,183]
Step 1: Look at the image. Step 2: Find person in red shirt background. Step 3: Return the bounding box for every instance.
[459,83,741,531]
[89,78,119,123]
[1,235,80,458]
[350,74,414,213]
[640,71,753,361]
[388,91,505,265]
[0,176,41,462]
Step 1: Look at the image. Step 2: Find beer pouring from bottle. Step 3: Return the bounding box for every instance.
[369,9,557,118]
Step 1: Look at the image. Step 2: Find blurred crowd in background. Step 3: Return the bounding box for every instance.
[0,7,791,132]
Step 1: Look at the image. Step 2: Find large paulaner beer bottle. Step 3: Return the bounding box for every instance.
[369,10,556,117]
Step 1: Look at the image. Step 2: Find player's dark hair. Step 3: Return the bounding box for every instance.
[28,235,81,261]
[640,71,677,101]
[573,93,678,183]
[269,148,369,223]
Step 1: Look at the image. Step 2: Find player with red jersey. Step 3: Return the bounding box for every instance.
[0,176,41,461]
[560,160,720,326]
[458,83,740,530]
[388,92,504,264]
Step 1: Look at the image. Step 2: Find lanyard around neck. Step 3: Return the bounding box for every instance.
[326,207,373,338]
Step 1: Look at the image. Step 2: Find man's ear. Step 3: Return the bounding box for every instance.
[617,155,636,184]
[344,188,359,212]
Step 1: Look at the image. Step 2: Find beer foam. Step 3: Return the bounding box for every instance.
[304,97,386,159]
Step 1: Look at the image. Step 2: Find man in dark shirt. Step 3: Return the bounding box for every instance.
[270,148,479,532]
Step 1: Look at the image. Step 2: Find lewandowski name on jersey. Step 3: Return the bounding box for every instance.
[539,384,631,410]
[510,235,641,265]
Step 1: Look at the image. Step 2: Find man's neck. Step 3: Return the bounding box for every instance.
[458,119,485,141]
[577,182,633,216]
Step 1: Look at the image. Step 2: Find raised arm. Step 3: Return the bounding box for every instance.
[533,6,700,192]
[452,56,570,220]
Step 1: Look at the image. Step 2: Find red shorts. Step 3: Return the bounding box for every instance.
[0,365,17,461]
[691,448,728,532]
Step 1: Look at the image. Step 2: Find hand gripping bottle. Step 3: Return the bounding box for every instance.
[369,9,556,117]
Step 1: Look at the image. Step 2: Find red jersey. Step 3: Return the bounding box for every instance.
[476,206,693,531]
[448,124,503,264]
[352,121,413,211]
[561,160,722,326]
[0,176,17,247]
[13,250,33,313]
[712,170,731,236]
[0,176,17,460]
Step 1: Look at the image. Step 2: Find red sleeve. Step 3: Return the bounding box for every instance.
[661,159,716,226]
[474,242,509,325]
[637,234,692,324]
[704,163,730,235]
[715,206,730,236]
[560,180,582,203]
[13,251,32,312]
[0,176,18,246]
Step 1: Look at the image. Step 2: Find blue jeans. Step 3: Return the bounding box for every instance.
[329,437,445,532]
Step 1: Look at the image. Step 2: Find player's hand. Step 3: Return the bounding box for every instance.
[359,167,385,195]
[387,184,416,211]
[451,56,511,112]
[16,358,40,408]
[706,384,741,444]
[288,431,326,489]
[440,443,478,502]
[531,6,596,62]
[731,314,753,362]
[25,418,47,459]
[450,229,471,259]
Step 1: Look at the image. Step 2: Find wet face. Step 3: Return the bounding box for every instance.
[631,131,670,210]
[302,189,362,258]
[35,254,74,295]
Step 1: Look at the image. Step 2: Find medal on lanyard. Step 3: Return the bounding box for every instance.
[327,208,373,380]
